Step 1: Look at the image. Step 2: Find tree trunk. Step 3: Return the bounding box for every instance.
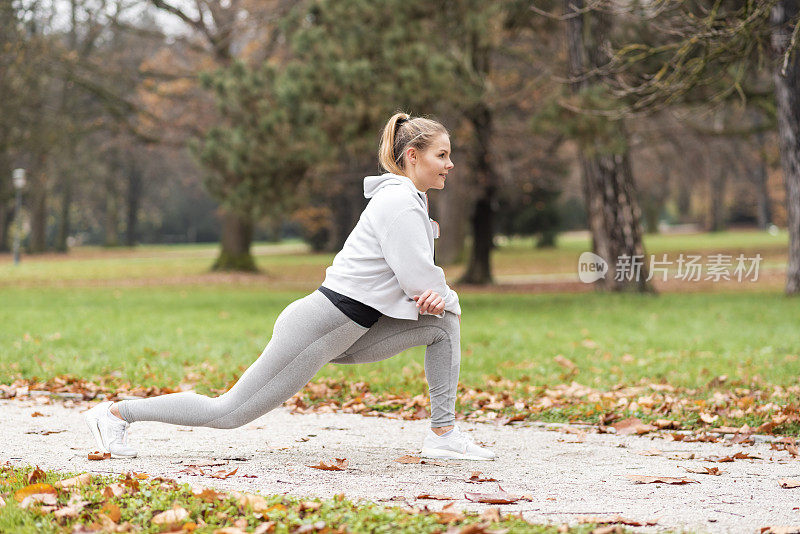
[459,105,497,285]
[55,169,72,253]
[564,0,651,292]
[433,171,468,265]
[708,167,727,232]
[771,0,800,295]
[125,158,142,247]
[28,166,48,254]
[104,177,119,247]
[214,209,256,271]
[753,133,772,230]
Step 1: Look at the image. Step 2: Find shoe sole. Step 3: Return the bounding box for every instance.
[420,447,496,461]
[84,410,137,459]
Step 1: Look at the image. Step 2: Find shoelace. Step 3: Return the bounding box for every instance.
[109,419,129,446]
[449,428,475,452]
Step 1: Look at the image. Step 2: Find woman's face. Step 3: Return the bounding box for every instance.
[405,133,454,192]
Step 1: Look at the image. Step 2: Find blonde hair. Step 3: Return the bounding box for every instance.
[378,112,449,176]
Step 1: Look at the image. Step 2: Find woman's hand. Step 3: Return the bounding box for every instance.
[413,289,445,315]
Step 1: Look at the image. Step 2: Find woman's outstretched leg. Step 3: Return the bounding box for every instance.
[85,290,370,457]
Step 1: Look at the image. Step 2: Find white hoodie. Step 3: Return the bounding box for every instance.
[321,172,461,320]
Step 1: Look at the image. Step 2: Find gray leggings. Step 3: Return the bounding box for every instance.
[117,289,460,428]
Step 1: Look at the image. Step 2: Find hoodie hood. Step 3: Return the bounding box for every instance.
[363,172,424,203]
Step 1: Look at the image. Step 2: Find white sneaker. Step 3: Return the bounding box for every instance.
[83,401,137,458]
[421,425,496,461]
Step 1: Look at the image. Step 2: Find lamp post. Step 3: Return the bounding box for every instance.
[12,168,26,265]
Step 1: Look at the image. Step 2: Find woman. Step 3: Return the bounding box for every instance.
[84,112,496,462]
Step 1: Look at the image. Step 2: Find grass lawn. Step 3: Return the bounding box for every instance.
[1,229,798,432]
[0,465,572,533]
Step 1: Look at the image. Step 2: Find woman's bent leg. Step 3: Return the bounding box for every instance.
[117,291,368,429]
[330,311,460,427]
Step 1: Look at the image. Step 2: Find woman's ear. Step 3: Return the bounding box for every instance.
[406,147,416,165]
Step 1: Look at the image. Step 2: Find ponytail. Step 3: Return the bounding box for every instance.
[378,111,448,176]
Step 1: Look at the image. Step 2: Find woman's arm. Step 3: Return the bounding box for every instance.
[377,207,461,317]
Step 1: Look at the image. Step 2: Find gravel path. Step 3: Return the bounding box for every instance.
[3,398,800,533]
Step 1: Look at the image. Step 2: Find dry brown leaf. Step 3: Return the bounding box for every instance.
[294,521,327,533]
[19,492,57,509]
[685,466,722,476]
[102,502,121,522]
[14,483,56,502]
[192,487,226,503]
[787,445,799,457]
[103,483,126,498]
[209,468,238,479]
[779,478,800,489]
[151,505,189,526]
[417,494,456,500]
[88,451,110,461]
[654,419,678,429]
[760,528,800,534]
[434,502,465,524]
[612,418,656,436]
[636,449,663,457]
[30,411,45,417]
[479,507,502,523]
[591,526,625,534]
[26,466,45,484]
[395,455,421,464]
[232,491,270,513]
[626,475,699,485]
[55,473,92,489]
[466,471,498,483]
[53,500,89,519]
[578,515,658,526]
[299,501,322,513]
[464,485,521,504]
[307,458,348,471]
[554,355,576,371]
[253,522,276,534]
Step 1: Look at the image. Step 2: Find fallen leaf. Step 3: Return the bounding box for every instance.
[26,466,45,484]
[466,471,498,483]
[760,528,800,534]
[626,475,699,485]
[20,492,57,508]
[434,502,465,523]
[209,468,238,479]
[55,473,92,489]
[253,522,276,534]
[779,478,800,489]
[102,502,121,522]
[699,412,719,424]
[54,500,89,519]
[214,528,246,534]
[31,411,45,417]
[88,451,111,461]
[635,449,663,457]
[554,355,576,371]
[103,483,126,498]
[299,501,322,512]
[417,494,456,500]
[464,485,522,504]
[395,455,421,464]
[613,418,656,436]
[685,466,722,476]
[151,505,190,526]
[591,526,624,534]
[480,507,502,522]
[578,515,658,526]
[307,458,348,471]
[192,487,226,503]
[231,491,270,513]
[14,483,56,502]
[295,521,327,533]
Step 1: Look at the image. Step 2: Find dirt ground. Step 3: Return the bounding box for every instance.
[4,397,800,533]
